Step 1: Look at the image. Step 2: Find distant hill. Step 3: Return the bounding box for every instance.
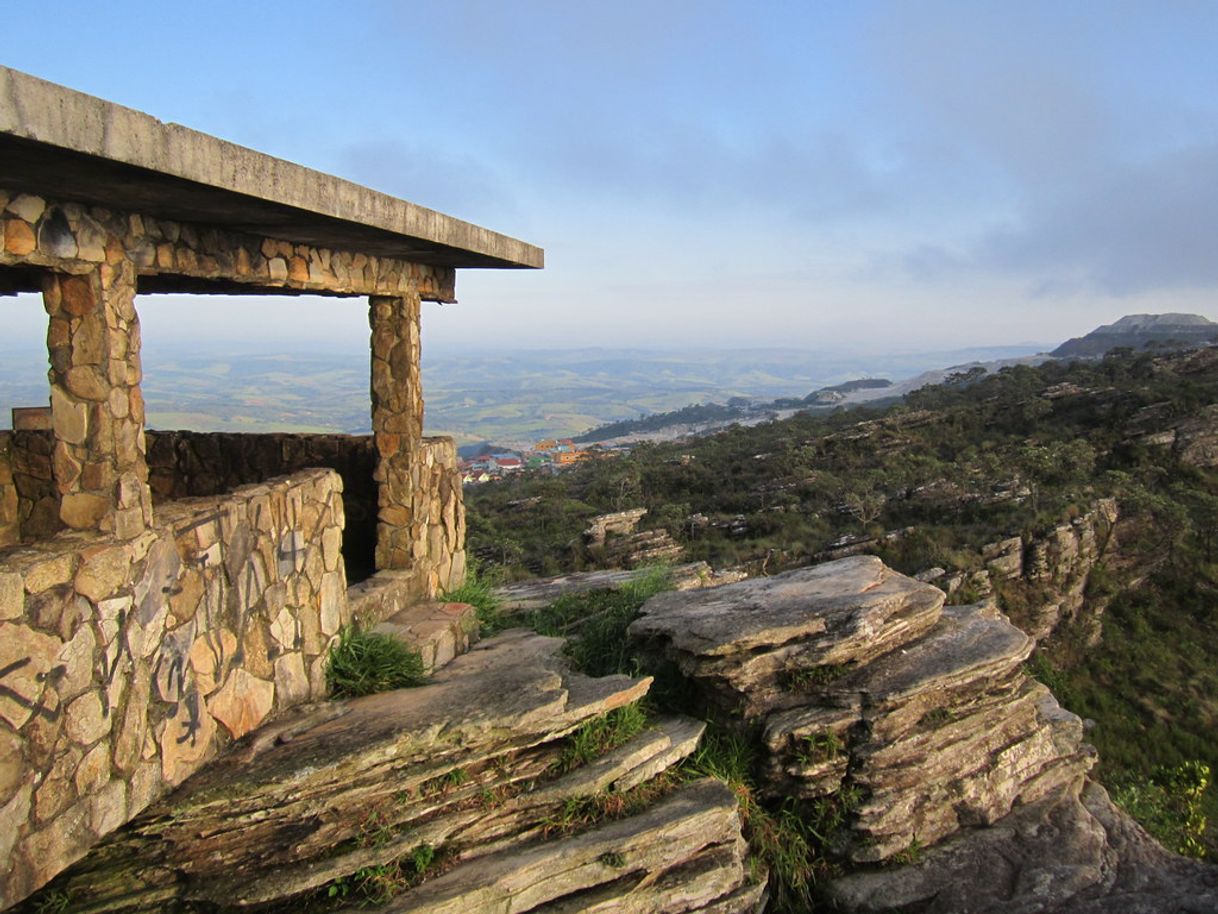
[574,353,1052,445]
[1052,313,1218,358]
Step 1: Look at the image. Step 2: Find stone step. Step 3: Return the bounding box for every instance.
[346,567,479,674]
[371,599,478,674]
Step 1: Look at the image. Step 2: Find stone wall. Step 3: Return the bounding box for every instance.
[411,437,466,596]
[344,437,467,623]
[4,431,60,543]
[0,433,19,546]
[145,430,378,581]
[140,431,464,593]
[0,468,350,909]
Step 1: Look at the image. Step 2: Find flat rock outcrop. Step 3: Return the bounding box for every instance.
[629,556,1094,862]
[24,631,763,914]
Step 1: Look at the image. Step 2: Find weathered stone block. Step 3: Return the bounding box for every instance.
[0,571,24,620]
[3,218,35,255]
[159,694,216,786]
[6,193,46,223]
[64,692,110,745]
[54,623,96,701]
[273,653,309,707]
[73,741,111,795]
[0,622,61,728]
[60,492,110,530]
[207,669,274,740]
[74,543,132,601]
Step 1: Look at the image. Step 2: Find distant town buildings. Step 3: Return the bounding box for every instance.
[459,437,620,484]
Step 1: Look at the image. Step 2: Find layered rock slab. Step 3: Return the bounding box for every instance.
[630,557,1094,863]
[629,555,945,719]
[370,779,759,914]
[829,781,1218,914]
[23,631,762,914]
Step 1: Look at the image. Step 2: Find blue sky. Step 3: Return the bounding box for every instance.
[5,1,1218,352]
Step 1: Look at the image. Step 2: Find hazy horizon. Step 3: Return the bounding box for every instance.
[4,2,1217,354]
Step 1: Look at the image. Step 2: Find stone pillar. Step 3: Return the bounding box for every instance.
[369,293,423,570]
[42,263,152,538]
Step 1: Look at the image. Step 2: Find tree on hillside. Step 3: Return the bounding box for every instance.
[843,488,887,527]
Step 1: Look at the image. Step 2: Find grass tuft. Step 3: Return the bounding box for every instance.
[530,566,672,677]
[442,562,507,634]
[555,703,649,774]
[326,626,427,699]
[682,724,819,913]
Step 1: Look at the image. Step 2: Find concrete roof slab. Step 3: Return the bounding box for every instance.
[0,67,543,270]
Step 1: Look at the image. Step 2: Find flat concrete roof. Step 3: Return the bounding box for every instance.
[0,67,543,270]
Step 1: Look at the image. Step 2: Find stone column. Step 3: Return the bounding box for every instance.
[42,262,153,538]
[369,293,423,570]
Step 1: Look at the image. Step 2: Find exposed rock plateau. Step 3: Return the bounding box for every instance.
[494,561,745,613]
[18,554,1216,914]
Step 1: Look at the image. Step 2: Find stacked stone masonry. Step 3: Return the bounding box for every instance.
[0,433,19,547]
[5,428,466,597]
[0,468,351,908]
[144,430,379,579]
[369,294,425,571]
[1,431,59,542]
[1,187,449,556]
[0,190,455,301]
[40,267,153,538]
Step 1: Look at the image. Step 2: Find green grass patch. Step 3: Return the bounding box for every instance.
[555,703,649,774]
[781,663,850,692]
[326,626,427,699]
[530,566,672,677]
[442,562,507,635]
[794,732,844,766]
[682,725,820,913]
[323,842,439,906]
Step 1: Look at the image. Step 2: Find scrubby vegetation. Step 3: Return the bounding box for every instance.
[469,347,1218,858]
